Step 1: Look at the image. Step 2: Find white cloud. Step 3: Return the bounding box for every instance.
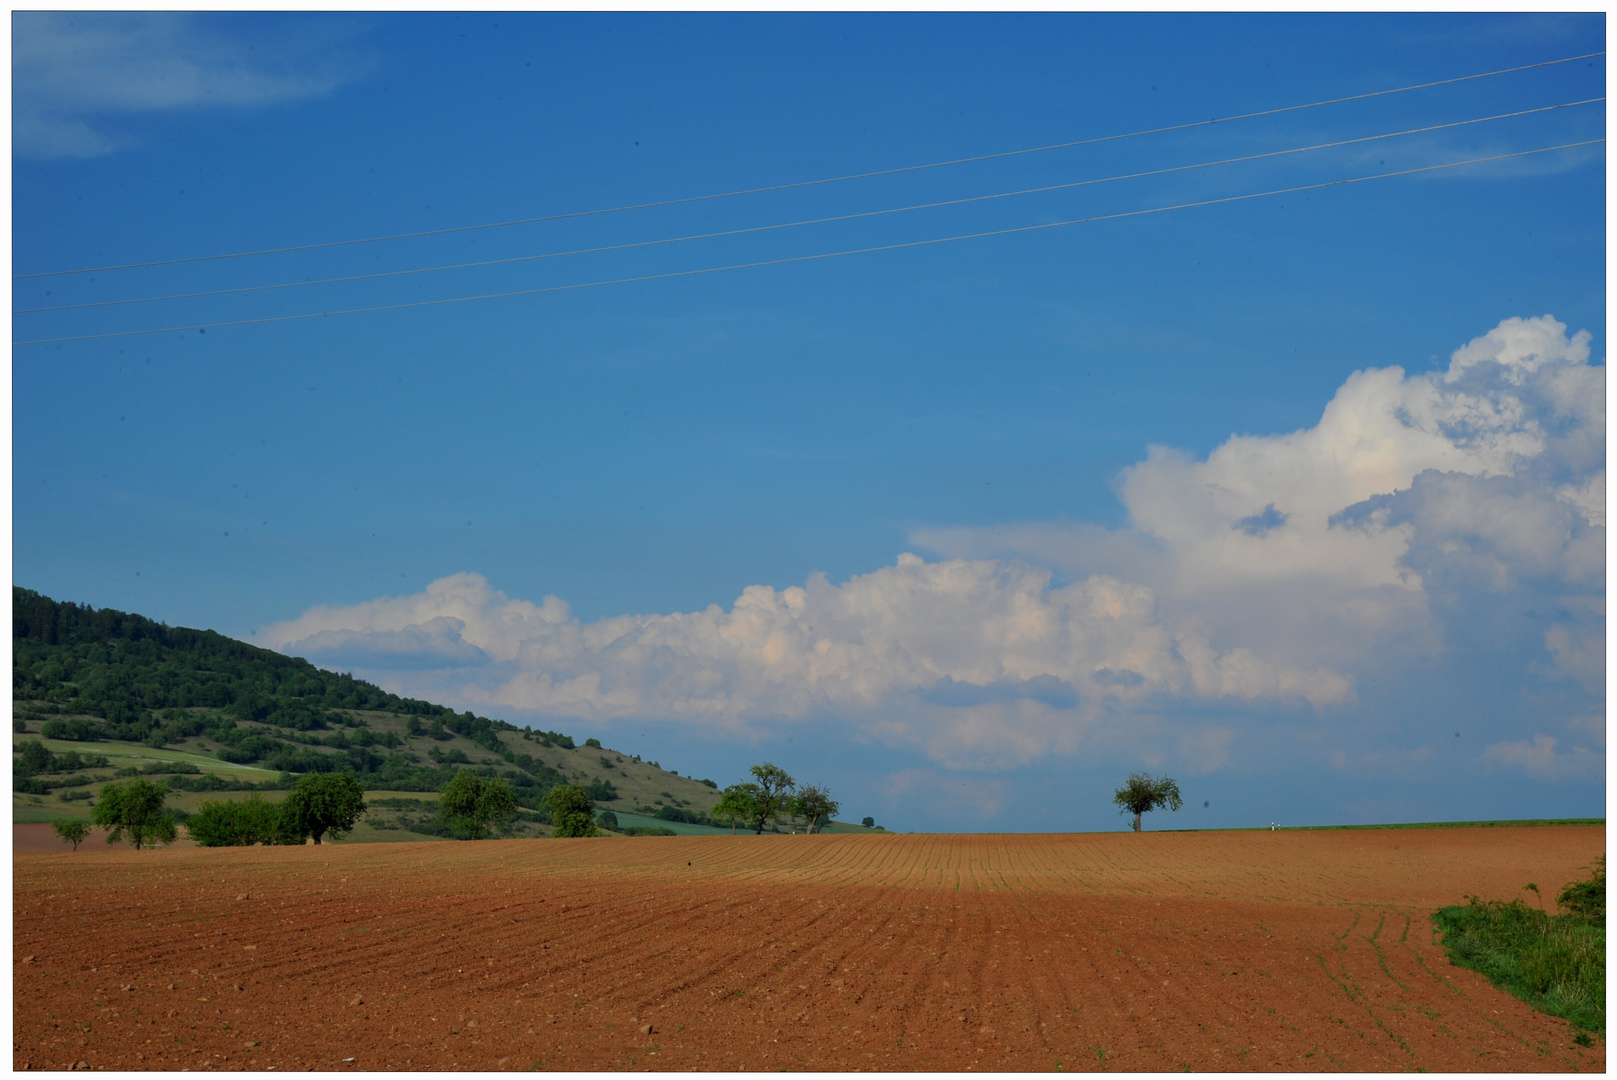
[917,315,1604,685]
[261,560,1344,770]
[13,13,363,160]
[1481,734,1602,781]
[261,316,1603,776]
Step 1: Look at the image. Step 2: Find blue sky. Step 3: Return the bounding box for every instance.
[13,13,1605,832]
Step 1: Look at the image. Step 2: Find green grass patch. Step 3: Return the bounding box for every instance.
[1433,860,1605,1034]
[14,735,279,780]
[610,810,734,835]
[1285,818,1605,831]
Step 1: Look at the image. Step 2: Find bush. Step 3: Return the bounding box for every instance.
[13,740,54,777]
[41,717,105,741]
[1434,868,1606,1034]
[542,784,599,838]
[585,776,619,802]
[596,810,619,831]
[584,738,602,748]
[186,795,290,846]
[165,773,261,792]
[141,761,200,775]
[57,789,92,802]
[1558,856,1605,923]
[655,805,714,826]
[263,747,344,774]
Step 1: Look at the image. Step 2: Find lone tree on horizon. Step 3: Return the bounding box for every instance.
[1113,771,1183,832]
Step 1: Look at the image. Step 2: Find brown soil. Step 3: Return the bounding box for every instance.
[13,827,1605,1072]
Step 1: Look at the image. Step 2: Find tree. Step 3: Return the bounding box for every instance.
[15,739,53,777]
[861,817,875,829]
[788,784,839,834]
[542,783,599,837]
[281,772,366,844]
[1112,771,1183,832]
[186,795,288,846]
[52,819,90,850]
[438,771,518,839]
[91,779,178,849]
[712,784,758,834]
[745,763,796,834]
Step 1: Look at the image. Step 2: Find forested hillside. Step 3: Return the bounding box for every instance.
[13,588,579,803]
[11,589,786,839]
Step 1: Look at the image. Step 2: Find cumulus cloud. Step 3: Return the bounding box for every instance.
[918,315,1604,688]
[1481,734,1602,781]
[262,316,1602,777]
[13,13,362,159]
[261,561,1343,769]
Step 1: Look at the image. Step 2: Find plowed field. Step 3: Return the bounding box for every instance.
[14,827,1605,1072]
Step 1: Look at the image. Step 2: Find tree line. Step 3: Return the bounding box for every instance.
[712,763,839,833]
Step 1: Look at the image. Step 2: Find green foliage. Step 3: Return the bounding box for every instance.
[862,816,875,828]
[438,771,519,840]
[621,825,678,836]
[187,795,292,847]
[12,587,526,747]
[713,784,760,832]
[1434,885,1605,1033]
[13,741,113,777]
[788,784,839,834]
[280,772,366,844]
[164,773,262,793]
[655,804,717,827]
[1558,856,1605,923]
[51,819,90,849]
[742,763,795,834]
[596,810,619,831]
[14,739,53,777]
[40,717,105,741]
[584,776,619,802]
[542,783,599,838]
[584,737,602,748]
[1112,771,1183,832]
[699,778,717,789]
[91,779,178,849]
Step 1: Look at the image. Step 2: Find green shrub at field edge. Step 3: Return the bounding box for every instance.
[187,794,296,846]
[1433,857,1605,1034]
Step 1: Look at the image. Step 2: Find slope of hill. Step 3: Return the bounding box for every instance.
[12,588,752,837]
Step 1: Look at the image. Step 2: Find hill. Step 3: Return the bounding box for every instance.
[14,588,871,839]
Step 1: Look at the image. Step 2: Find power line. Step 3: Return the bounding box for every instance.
[14,139,1600,348]
[17,98,1603,316]
[13,51,1603,281]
